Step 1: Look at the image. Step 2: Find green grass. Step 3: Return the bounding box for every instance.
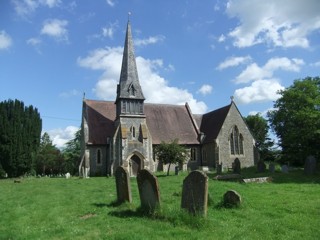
[1,169,320,240]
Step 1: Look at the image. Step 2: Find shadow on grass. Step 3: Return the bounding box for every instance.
[92,203,109,208]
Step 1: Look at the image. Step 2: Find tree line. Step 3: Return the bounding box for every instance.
[0,99,80,178]
[0,77,319,177]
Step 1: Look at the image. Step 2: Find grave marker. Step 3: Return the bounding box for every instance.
[181,170,208,216]
[115,166,132,203]
[304,155,317,175]
[137,169,161,213]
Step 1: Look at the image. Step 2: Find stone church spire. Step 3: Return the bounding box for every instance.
[116,20,145,102]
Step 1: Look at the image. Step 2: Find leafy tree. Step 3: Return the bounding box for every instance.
[0,99,42,177]
[62,128,81,175]
[155,139,188,176]
[268,77,320,165]
[244,114,274,161]
[35,132,63,175]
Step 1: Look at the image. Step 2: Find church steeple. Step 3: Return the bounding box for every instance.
[115,20,145,117]
[116,21,145,99]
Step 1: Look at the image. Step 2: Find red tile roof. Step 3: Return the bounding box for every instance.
[83,100,199,145]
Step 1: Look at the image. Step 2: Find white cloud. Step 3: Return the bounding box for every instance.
[234,57,304,84]
[197,84,213,95]
[234,79,284,104]
[217,55,251,70]
[59,89,81,98]
[218,34,226,42]
[0,31,12,50]
[106,0,115,7]
[226,0,320,48]
[41,19,68,41]
[135,35,165,46]
[39,0,61,8]
[12,0,60,17]
[27,37,41,46]
[311,61,320,67]
[78,46,207,114]
[47,126,79,149]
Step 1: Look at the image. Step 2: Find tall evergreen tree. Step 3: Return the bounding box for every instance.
[0,99,42,177]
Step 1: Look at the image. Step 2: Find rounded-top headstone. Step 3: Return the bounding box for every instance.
[223,190,241,208]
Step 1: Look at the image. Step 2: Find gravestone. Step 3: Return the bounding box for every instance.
[257,160,266,173]
[65,172,70,179]
[269,163,275,173]
[304,155,317,175]
[281,164,289,173]
[217,164,222,175]
[115,166,132,203]
[223,190,241,207]
[233,158,241,174]
[181,170,208,216]
[137,169,160,213]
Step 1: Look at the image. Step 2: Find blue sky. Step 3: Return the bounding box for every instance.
[1,0,320,148]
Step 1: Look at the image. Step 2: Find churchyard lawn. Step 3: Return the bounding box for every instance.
[1,168,319,240]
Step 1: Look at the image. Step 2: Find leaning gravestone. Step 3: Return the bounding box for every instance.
[304,155,317,175]
[281,164,289,173]
[115,166,132,203]
[269,163,275,173]
[233,158,241,174]
[181,170,208,216]
[223,190,241,208]
[257,160,266,173]
[137,169,161,213]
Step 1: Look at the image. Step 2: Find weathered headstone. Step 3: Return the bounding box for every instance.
[233,158,241,174]
[217,164,222,175]
[281,164,289,173]
[65,172,70,179]
[257,160,266,173]
[269,163,275,173]
[181,170,208,216]
[223,190,241,207]
[115,166,132,203]
[137,169,160,213]
[304,155,317,175]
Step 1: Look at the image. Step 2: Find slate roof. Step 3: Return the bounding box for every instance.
[117,21,145,101]
[198,104,231,144]
[83,100,200,145]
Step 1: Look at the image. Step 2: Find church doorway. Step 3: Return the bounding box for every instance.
[130,155,143,176]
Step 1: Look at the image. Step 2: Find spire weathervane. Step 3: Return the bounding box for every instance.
[128,11,131,21]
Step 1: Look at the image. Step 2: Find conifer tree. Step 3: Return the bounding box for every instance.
[0,99,42,177]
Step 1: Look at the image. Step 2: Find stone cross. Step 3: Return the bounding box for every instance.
[181,170,208,216]
[137,169,161,213]
[115,166,132,203]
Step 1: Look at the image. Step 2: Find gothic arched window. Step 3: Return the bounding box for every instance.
[229,126,244,155]
[131,126,136,138]
[96,149,102,165]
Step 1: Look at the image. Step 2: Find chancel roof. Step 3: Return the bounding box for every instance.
[199,104,231,144]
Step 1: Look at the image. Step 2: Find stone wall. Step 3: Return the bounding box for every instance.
[217,103,255,169]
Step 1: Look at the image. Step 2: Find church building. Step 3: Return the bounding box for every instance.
[79,21,257,177]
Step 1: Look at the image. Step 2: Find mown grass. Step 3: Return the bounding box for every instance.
[1,168,319,240]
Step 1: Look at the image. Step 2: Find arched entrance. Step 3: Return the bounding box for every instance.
[130,155,143,177]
